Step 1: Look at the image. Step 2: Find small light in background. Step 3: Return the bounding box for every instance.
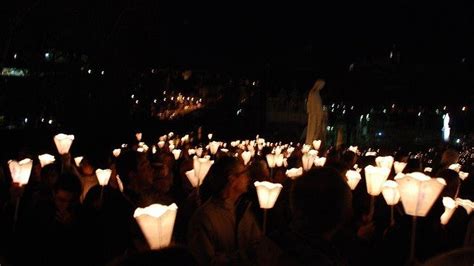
[87,69,92,74]
[101,70,105,75]
[462,106,466,111]
[48,119,53,125]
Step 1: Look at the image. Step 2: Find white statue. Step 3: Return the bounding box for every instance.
[305,79,325,144]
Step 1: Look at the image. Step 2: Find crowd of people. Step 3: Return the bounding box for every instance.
[0,131,473,265]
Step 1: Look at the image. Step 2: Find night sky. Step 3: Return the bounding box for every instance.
[2,1,474,102]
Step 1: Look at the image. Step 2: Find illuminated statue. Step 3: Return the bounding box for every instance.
[442,113,450,142]
[305,79,325,144]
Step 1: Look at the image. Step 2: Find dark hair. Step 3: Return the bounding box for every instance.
[199,156,243,201]
[291,167,352,236]
[115,150,140,186]
[53,173,82,199]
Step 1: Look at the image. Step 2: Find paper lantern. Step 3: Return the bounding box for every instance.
[459,171,469,181]
[274,154,284,167]
[172,149,181,160]
[209,141,220,155]
[448,164,461,173]
[302,150,317,171]
[266,154,276,168]
[181,135,189,143]
[365,151,377,156]
[186,156,214,187]
[8,158,33,186]
[96,168,112,186]
[301,144,311,154]
[136,132,142,141]
[440,197,456,225]
[158,141,165,149]
[286,147,295,157]
[348,146,358,153]
[38,154,55,168]
[312,140,321,150]
[364,165,391,196]
[456,198,474,215]
[241,151,251,165]
[382,180,400,205]
[314,156,326,167]
[346,170,362,190]
[286,167,303,180]
[134,203,178,249]
[113,149,121,158]
[73,156,83,167]
[254,181,283,209]
[394,161,407,174]
[396,172,446,217]
[54,133,75,155]
[376,156,394,170]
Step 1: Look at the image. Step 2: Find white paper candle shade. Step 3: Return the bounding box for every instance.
[172,149,181,160]
[376,156,394,170]
[8,158,33,186]
[394,161,407,174]
[113,149,121,158]
[286,167,303,180]
[158,141,165,149]
[364,165,391,196]
[314,156,327,167]
[312,140,321,150]
[186,156,214,187]
[301,144,311,154]
[241,151,252,165]
[74,156,84,167]
[459,171,469,181]
[396,172,446,217]
[382,180,400,205]
[96,168,112,186]
[54,133,75,155]
[365,151,377,157]
[440,197,456,225]
[274,154,284,167]
[209,141,219,155]
[254,181,283,209]
[456,198,474,215]
[134,203,178,250]
[266,154,276,168]
[38,154,55,168]
[302,150,318,171]
[346,170,362,190]
[448,164,461,173]
[348,146,358,153]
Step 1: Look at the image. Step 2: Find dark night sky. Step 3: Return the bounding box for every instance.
[2,1,474,103]
[2,1,474,64]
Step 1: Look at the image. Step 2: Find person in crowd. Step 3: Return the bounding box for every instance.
[275,167,352,265]
[188,156,278,265]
